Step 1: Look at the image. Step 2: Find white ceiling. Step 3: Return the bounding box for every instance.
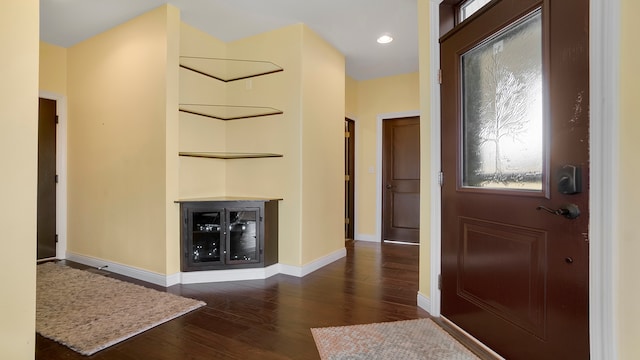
[40,0,419,81]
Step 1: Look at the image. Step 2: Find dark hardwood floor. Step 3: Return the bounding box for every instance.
[35,241,439,359]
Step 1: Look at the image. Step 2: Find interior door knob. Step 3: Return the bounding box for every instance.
[386,184,393,189]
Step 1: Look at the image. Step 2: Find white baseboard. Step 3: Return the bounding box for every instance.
[180,264,280,284]
[165,272,181,287]
[67,248,347,287]
[279,247,347,277]
[355,234,378,242]
[417,291,432,314]
[66,252,174,287]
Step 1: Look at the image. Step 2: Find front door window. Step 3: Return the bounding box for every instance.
[461,11,543,190]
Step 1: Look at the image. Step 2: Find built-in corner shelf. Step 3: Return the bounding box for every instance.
[179,56,283,82]
[179,56,284,159]
[179,104,283,120]
[179,152,283,159]
[179,56,284,120]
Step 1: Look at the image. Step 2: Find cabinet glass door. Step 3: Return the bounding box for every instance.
[191,211,222,264]
[227,209,259,263]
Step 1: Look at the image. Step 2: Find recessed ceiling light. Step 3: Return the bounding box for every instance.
[377,34,393,44]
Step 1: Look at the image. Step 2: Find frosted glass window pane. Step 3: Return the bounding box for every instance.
[461,10,543,190]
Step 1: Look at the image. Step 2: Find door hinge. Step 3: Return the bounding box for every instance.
[438,172,444,187]
[345,217,350,224]
[345,174,350,181]
[55,115,59,124]
[55,174,59,183]
[55,234,59,243]
[438,274,442,290]
[345,131,351,138]
[438,69,442,84]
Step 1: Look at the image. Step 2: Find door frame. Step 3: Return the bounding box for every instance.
[39,90,68,260]
[425,0,619,359]
[375,110,421,242]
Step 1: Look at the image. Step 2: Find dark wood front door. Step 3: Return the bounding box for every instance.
[440,0,589,359]
[382,116,420,243]
[38,98,57,260]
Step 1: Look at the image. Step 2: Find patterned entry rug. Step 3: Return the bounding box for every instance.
[36,262,205,356]
[311,318,480,360]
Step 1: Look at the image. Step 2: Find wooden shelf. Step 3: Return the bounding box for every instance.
[179,104,282,120]
[176,196,283,203]
[179,152,283,159]
[179,56,283,82]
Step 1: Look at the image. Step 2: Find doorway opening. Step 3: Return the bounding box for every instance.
[381,116,420,244]
[38,97,57,261]
[37,92,68,262]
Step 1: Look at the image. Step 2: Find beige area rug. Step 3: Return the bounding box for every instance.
[36,262,205,356]
[311,318,480,360]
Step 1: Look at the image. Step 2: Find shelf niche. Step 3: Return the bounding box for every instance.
[179,56,284,158]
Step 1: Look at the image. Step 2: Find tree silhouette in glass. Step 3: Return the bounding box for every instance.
[465,43,538,186]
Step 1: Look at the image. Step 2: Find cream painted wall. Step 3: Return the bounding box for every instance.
[0,1,38,358]
[67,5,180,274]
[617,1,640,358]
[352,73,420,239]
[299,26,346,263]
[346,75,358,118]
[163,7,181,274]
[39,42,67,95]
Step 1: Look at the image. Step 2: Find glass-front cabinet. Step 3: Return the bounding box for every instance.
[179,198,279,271]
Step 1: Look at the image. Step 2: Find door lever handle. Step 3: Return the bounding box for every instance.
[386,184,393,189]
[536,204,580,219]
